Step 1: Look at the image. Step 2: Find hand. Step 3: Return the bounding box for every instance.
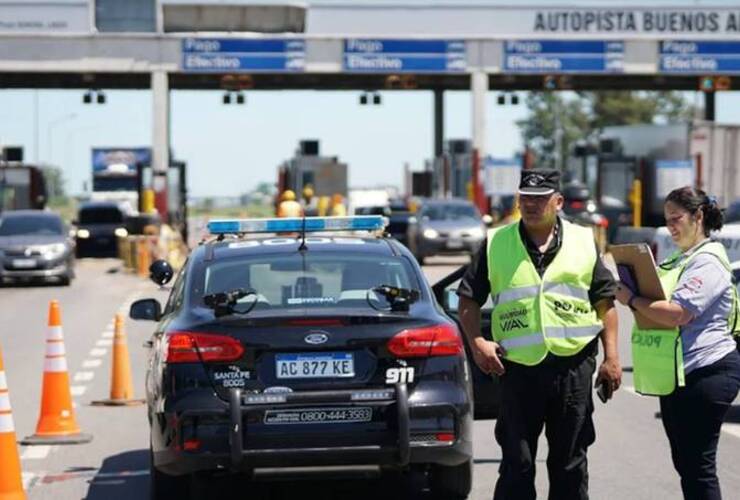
[615,283,633,306]
[595,356,622,399]
[472,338,506,376]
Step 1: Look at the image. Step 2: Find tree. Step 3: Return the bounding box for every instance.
[518,91,694,168]
[41,166,66,200]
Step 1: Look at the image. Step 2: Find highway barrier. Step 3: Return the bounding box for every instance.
[91,314,144,407]
[21,301,92,446]
[118,225,188,276]
[0,343,26,500]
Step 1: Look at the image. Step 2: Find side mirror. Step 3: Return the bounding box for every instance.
[130,298,162,321]
[149,260,174,286]
[481,214,494,227]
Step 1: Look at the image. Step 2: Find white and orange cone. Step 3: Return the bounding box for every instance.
[92,314,144,406]
[0,343,26,500]
[21,301,92,445]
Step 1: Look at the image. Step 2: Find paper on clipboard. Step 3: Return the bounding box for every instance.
[609,243,666,330]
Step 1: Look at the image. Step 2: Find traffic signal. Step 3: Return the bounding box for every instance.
[699,76,732,91]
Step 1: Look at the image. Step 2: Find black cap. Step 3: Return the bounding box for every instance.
[518,168,561,196]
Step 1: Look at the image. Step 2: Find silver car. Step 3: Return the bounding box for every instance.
[406,199,486,264]
[0,210,75,286]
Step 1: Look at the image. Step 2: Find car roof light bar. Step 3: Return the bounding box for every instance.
[207,216,387,235]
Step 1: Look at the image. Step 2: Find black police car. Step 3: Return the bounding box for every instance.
[131,216,487,500]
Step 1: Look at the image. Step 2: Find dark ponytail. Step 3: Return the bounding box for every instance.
[665,186,724,236]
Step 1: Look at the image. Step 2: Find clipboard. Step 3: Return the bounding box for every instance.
[609,243,666,329]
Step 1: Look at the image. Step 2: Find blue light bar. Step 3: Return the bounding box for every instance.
[207,216,387,235]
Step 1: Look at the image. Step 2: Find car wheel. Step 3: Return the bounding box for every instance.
[149,448,187,500]
[429,459,472,499]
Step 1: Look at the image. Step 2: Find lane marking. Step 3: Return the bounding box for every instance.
[21,445,51,460]
[73,371,95,382]
[38,468,149,485]
[70,386,87,397]
[82,359,103,368]
[101,330,114,339]
[96,339,113,347]
[90,348,107,357]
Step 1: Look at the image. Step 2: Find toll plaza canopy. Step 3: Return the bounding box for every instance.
[3,0,739,171]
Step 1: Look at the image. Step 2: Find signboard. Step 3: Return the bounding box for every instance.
[660,41,740,73]
[0,1,90,33]
[504,40,624,73]
[655,159,694,198]
[343,39,466,73]
[484,157,521,196]
[92,148,151,175]
[182,38,305,72]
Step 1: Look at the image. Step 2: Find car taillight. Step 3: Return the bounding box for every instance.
[387,324,463,358]
[570,201,585,210]
[166,331,244,364]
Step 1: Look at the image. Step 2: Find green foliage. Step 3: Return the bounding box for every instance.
[518,91,694,167]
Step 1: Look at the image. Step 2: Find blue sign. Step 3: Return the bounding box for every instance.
[504,41,624,73]
[92,148,151,175]
[182,38,305,72]
[660,41,740,73]
[343,39,466,73]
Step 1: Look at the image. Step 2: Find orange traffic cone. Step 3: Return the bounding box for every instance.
[0,343,26,500]
[92,315,144,406]
[21,301,92,445]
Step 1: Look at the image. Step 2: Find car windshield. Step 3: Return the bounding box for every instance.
[423,204,477,221]
[0,215,63,236]
[198,252,420,311]
[79,207,123,224]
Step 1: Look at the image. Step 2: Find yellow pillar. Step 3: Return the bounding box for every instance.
[631,179,642,228]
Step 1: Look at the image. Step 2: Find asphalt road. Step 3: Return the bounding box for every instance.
[0,255,738,500]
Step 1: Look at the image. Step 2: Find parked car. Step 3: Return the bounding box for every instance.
[406,199,485,264]
[132,216,484,500]
[74,201,128,257]
[0,210,75,285]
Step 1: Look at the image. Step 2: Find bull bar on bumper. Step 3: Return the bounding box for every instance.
[172,383,466,473]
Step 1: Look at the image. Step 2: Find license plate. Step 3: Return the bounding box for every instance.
[12,259,36,268]
[446,239,464,249]
[276,353,354,379]
[264,407,372,425]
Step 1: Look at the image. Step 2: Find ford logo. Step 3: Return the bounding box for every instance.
[304,332,329,345]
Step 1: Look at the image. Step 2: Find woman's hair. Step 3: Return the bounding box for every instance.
[665,186,724,236]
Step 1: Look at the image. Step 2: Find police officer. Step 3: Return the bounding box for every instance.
[457,168,622,500]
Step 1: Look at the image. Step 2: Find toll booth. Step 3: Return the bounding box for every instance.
[428,139,473,199]
[278,140,348,198]
[136,160,188,242]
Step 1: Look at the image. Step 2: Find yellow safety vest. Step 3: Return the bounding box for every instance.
[632,240,740,396]
[486,220,603,366]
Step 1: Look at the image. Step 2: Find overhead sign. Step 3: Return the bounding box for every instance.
[182,38,305,72]
[504,40,624,73]
[343,39,466,73]
[660,41,740,73]
[0,1,90,32]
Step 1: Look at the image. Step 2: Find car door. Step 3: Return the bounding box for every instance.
[432,265,499,419]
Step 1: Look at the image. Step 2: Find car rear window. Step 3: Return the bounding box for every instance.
[0,215,63,236]
[423,204,477,221]
[79,207,123,224]
[199,252,420,310]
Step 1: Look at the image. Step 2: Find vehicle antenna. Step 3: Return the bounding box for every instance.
[298,215,308,251]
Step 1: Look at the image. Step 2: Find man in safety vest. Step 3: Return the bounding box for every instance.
[277,190,303,218]
[457,168,622,500]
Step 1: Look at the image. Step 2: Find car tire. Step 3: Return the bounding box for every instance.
[429,459,472,499]
[149,448,187,500]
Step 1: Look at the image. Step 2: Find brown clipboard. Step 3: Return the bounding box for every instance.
[610,243,666,329]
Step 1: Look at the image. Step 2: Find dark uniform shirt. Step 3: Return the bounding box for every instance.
[457,217,616,307]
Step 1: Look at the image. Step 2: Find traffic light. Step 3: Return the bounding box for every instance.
[699,76,732,91]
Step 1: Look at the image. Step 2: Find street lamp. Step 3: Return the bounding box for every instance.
[46,113,77,163]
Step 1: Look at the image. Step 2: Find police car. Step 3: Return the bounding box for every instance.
[131,216,485,500]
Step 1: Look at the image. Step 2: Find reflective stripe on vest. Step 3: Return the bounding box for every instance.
[487,220,602,366]
[631,240,735,396]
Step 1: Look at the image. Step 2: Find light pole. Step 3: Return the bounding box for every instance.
[47,113,77,164]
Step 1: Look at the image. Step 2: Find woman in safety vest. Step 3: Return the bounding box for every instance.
[616,186,740,500]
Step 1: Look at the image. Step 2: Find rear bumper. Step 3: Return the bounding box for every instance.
[152,383,472,476]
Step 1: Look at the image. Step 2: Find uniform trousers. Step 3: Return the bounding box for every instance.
[660,349,740,500]
[493,345,597,500]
